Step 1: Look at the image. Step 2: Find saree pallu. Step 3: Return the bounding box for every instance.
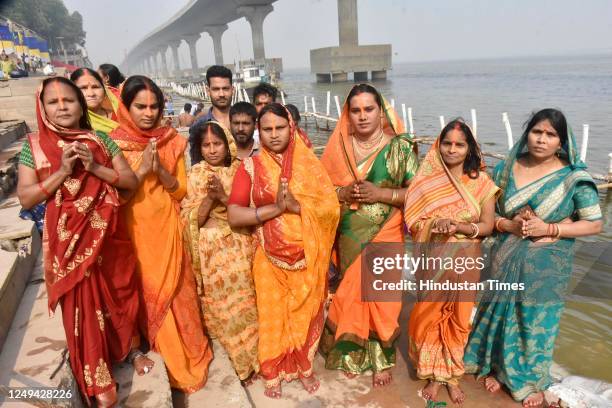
[241,135,339,388]
[111,109,212,392]
[320,135,418,374]
[464,160,602,401]
[403,134,498,385]
[181,134,259,381]
[30,93,138,404]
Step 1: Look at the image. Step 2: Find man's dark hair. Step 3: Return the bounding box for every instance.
[230,102,257,122]
[253,82,278,102]
[206,65,233,85]
[184,103,192,113]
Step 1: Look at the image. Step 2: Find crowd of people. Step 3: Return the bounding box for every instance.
[15,63,603,407]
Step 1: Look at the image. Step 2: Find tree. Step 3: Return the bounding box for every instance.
[0,0,86,52]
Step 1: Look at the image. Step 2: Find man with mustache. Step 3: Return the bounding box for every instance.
[230,101,260,159]
[189,65,234,144]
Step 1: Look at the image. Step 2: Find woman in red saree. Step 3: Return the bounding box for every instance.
[17,77,142,407]
[404,119,498,404]
[109,75,212,392]
[228,103,339,399]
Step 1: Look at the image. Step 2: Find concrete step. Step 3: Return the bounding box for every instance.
[0,133,26,201]
[0,120,27,151]
[0,252,174,407]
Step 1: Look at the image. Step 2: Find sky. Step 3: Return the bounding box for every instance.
[61,0,612,69]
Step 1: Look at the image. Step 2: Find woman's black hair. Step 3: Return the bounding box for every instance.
[346,83,382,108]
[439,118,481,179]
[70,67,105,88]
[120,75,165,124]
[40,77,92,130]
[522,108,568,148]
[190,121,231,167]
[257,102,290,125]
[285,103,301,124]
[98,63,125,88]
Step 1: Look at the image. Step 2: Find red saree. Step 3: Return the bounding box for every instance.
[31,87,139,404]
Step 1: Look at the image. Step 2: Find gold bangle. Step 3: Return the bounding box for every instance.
[391,189,398,204]
[495,217,505,232]
[469,222,480,238]
[555,223,562,239]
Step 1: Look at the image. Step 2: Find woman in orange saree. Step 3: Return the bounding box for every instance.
[109,75,212,393]
[228,103,339,399]
[403,119,498,404]
[17,77,140,406]
[319,84,418,387]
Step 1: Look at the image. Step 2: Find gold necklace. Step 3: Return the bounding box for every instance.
[352,130,384,158]
[353,129,384,150]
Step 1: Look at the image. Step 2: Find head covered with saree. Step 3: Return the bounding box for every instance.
[321,83,413,187]
[404,119,498,242]
[70,67,120,134]
[244,102,339,385]
[110,75,185,174]
[494,108,589,218]
[34,77,120,311]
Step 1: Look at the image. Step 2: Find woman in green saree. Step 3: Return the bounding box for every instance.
[320,84,418,387]
[464,108,603,407]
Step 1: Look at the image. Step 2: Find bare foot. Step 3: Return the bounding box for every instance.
[446,383,466,405]
[484,376,501,393]
[522,392,545,407]
[299,374,320,394]
[422,380,442,401]
[343,371,358,379]
[372,370,392,388]
[133,354,154,376]
[95,387,117,407]
[264,383,282,399]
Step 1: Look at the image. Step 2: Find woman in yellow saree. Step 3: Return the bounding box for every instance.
[110,75,212,393]
[228,103,339,398]
[319,84,418,388]
[181,120,259,384]
[404,119,498,404]
[71,68,120,134]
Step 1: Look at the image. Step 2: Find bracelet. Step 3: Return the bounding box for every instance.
[38,181,52,198]
[110,169,120,185]
[495,217,505,232]
[254,207,262,224]
[391,189,398,205]
[469,222,480,239]
[335,186,345,203]
[554,223,562,239]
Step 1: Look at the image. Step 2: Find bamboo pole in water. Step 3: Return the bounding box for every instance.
[580,124,590,163]
[502,112,513,150]
[471,108,478,138]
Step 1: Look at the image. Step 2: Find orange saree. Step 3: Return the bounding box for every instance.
[319,87,418,374]
[404,136,499,385]
[230,124,339,388]
[29,88,139,404]
[110,101,212,392]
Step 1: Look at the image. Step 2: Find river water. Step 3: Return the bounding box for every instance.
[177,53,612,381]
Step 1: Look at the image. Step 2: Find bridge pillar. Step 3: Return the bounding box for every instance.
[205,24,228,66]
[168,39,182,78]
[158,46,169,78]
[149,54,158,77]
[238,5,273,61]
[184,33,201,78]
[143,57,151,76]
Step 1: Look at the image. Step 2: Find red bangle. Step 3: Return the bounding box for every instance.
[38,181,52,198]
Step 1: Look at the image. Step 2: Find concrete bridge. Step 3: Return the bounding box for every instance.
[121,0,279,79]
